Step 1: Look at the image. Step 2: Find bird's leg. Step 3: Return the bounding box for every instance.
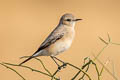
[52,56,67,68]
[51,56,61,70]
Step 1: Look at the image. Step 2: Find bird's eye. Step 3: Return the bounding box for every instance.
[66,19,71,21]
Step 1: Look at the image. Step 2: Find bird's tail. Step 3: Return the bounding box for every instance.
[19,50,42,65]
[19,56,33,66]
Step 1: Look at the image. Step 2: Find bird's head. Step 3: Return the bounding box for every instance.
[60,13,82,26]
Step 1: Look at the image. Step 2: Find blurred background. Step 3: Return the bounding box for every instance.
[0,0,120,80]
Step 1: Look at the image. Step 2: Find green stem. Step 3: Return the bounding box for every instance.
[91,61,100,80]
[72,59,91,80]
[20,56,52,76]
[35,58,52,76]
[2,62,58,80]
[67,63,92,80]
[0,63,26,80]
[93,44,108,61]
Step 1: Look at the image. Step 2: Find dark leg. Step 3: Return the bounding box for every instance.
[52,56,65,63]
[50,56,67,69]
[51,56,60,67]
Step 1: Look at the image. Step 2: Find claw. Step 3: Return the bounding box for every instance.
[58,66,61,70]
[63,63,67,68]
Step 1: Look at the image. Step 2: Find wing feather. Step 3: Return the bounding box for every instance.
[35,32,64,53]
[19,26,65,65]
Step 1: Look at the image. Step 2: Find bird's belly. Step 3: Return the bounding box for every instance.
[50,39,73,56]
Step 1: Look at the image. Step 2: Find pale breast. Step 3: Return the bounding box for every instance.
[49,28,75,56]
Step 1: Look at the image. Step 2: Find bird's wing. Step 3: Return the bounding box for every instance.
[34,31,64,54]
[34,24,66,54]
[19,27,65,65]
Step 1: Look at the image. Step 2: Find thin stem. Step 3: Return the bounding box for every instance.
[93,56,118,80]
[107,33,111,42]
[35,58,52,76]
[51,69,60,80]
[51,63,68,80]
[72,71,81,80]
[91,61,100,80]
[111,42,120,45]
[2,62,58,80]
[51,57,92,80]
[93,44,108,61]
[72,59,92,80]
[79,63,90,80]
[20,56,52,76]
[0,63,26,80]
[67,63,92,80]
[98,36,108,45]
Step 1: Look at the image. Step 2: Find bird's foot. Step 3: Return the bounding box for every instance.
[57,62,67,70]
[62,62,67,68]
[58,66,62,70]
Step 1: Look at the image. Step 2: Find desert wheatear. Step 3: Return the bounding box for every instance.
[19,13,82,66]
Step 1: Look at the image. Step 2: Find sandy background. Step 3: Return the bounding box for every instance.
[0,0,120,80]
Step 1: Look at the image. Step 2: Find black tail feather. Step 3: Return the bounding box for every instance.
[19,56,33,66]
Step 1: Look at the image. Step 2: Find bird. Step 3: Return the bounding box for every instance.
[19,13,82,66]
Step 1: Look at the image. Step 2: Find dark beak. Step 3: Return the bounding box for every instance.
[74,19,82,21]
